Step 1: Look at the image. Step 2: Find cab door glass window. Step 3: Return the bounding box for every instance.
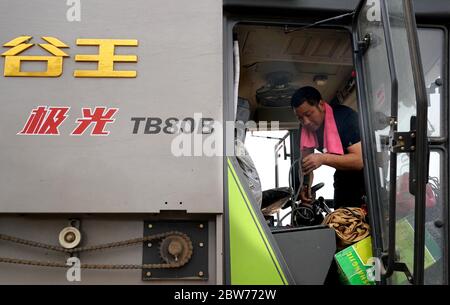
[417,28,445,138]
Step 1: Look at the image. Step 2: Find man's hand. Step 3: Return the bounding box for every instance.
[302,153,325,175]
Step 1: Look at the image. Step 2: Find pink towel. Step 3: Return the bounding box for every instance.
[300,103,344,155]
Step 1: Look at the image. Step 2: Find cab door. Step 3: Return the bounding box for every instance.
[353,0,429,284]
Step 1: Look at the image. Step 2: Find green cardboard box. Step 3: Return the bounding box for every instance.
[335,236,375,285]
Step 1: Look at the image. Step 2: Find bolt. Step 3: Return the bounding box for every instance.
[168,240,183,256]
[399,136,403,140]
[435,220,444,228]
[411,133,415,138]
[401,147,405,151]
[199,224,204,229]
[199,242,204,248]
[148,224,153,229]
[411,146,415,151]
[147,243,152,248]
[146,271,152,277]
[198,271,204,277]
[64,232,76,243]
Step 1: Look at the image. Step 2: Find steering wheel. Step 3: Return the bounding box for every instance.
[295,205,316,226]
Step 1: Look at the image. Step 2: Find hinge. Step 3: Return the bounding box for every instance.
[356,33,371,55]
[389,131,416,153]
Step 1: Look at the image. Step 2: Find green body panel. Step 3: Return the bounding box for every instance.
[227,159,287,285]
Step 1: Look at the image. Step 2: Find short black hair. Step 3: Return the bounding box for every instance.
[291,86,322,108]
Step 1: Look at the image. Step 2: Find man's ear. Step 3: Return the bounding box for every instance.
[318,100,325,112]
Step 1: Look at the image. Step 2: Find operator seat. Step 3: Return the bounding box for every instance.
[235,98,293,216]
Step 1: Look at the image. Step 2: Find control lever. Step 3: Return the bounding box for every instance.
[317,196,332,215]
[310,182,325,194]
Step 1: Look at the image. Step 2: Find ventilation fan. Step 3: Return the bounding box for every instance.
[256,71,296,107]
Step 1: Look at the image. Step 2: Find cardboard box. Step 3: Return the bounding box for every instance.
[335,236,375,285]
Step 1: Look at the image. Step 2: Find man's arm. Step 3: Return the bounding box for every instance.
[323,142,363,171]
[302,142,363,174]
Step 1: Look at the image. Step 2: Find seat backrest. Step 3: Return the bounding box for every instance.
[235,98,262,207]
[236,98,251,142]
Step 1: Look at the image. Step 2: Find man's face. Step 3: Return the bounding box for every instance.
[294,100,325,132]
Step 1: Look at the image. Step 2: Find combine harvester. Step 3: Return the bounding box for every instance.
[0,0,447,285]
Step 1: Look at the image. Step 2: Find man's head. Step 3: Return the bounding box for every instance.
[291,86,325,132]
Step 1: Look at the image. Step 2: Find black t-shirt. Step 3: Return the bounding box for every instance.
[315,104,366,208]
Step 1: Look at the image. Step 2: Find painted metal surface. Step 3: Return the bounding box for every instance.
[0,0,223,213]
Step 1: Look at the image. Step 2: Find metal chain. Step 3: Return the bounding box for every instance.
[0,231,193,270]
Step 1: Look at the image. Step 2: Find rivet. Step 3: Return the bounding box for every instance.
[198,271,204,277]
[199,242,204,248]
[148,224,153,229]
[199,224,204,229]
[147,243,152,248]
[146,272,152,277]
